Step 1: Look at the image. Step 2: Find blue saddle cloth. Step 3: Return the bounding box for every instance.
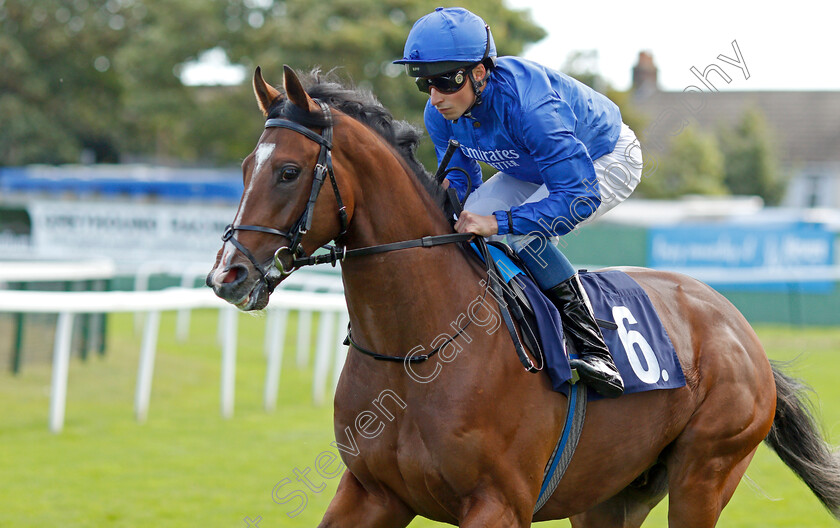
[486,247,685,397]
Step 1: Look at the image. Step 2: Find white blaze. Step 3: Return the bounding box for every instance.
[220,142,276,267]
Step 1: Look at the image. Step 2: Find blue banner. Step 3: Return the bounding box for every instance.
[648,224,836,292]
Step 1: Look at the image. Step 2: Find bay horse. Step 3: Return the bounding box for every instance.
[207,66,840,527]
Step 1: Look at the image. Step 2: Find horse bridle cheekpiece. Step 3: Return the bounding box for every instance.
[222,100,348,293]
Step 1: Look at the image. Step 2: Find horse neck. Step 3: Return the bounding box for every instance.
[333,121,487,350]
[335,127,449,248]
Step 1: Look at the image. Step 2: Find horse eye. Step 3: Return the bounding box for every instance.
[277,165,301,182]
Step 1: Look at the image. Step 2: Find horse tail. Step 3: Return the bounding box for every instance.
[764,361,840,520]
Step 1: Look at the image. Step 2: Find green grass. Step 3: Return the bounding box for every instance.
[1,313,838,527]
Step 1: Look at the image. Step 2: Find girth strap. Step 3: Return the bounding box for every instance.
[344,316,474,363]
[533,381,588,514]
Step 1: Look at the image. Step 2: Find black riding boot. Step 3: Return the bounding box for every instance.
[547,275,624,398]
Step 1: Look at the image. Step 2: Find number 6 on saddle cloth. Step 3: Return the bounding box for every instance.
[481,244,687,398]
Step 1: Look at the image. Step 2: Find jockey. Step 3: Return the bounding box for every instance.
[395,7,643,398]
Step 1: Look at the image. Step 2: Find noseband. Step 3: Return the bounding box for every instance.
[222,100,348,293]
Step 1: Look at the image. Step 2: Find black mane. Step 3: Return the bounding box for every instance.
[266,69,447,210]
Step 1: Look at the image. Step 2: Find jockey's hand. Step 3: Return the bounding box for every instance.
[455,211,498,237]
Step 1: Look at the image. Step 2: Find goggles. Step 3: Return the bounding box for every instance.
[415,68,471,94]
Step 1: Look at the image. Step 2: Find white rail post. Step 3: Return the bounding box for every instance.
[134,310,161,423]
[175,265,210,341]
[0,285,351,431]
[220,306,238,419]
[263,308,288,412]
[133,263,158,335]
[216,307,225,345]
[175,277,194,342]
[296,285,316,368]
[49,312,76,433]
[312,309,336,406]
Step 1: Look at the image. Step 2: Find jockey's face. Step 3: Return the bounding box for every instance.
[428,64,487,121]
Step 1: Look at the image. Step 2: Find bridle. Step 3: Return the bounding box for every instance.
[221,100,348,293]
[221,100,472,294]
[220,99,540,372]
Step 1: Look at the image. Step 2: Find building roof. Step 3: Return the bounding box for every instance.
[627,52,840,166]
[633,91,840,166]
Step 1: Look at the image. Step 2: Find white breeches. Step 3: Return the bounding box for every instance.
[463,123,642,251]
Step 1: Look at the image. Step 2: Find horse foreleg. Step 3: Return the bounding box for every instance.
[317,471,414,528]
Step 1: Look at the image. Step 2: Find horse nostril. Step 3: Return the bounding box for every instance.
[214,264,248,288]
[222,265,244,284]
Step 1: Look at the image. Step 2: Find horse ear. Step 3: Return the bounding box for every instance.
[253,66,281,117]
[283,65,319,113]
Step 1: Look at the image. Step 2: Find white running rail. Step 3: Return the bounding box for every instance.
[0,287,347,433]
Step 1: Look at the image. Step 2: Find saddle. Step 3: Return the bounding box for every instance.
[473,240,618,376]
[471,239,546,372]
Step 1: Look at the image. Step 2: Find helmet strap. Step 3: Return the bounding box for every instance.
[464,24,492,111]
[471,25,491,102]
[466,67,487,112]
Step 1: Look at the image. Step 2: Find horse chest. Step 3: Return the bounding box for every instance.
[334,371,534,515]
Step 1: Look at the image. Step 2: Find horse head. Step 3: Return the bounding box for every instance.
[207,66,355,310]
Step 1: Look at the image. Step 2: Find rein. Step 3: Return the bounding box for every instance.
[291,233,474,268]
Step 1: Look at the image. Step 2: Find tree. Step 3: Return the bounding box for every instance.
[0,0,545,167]
[0,0,238,165]
[225,0,545,169]
[635,125,727,199]
[1,0,124,164]
[718,107,786,204]
[561,50,607,93]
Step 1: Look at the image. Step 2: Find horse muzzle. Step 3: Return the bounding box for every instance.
[208,262,272,311]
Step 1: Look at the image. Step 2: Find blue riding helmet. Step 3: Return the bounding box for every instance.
[394,7,497,78]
